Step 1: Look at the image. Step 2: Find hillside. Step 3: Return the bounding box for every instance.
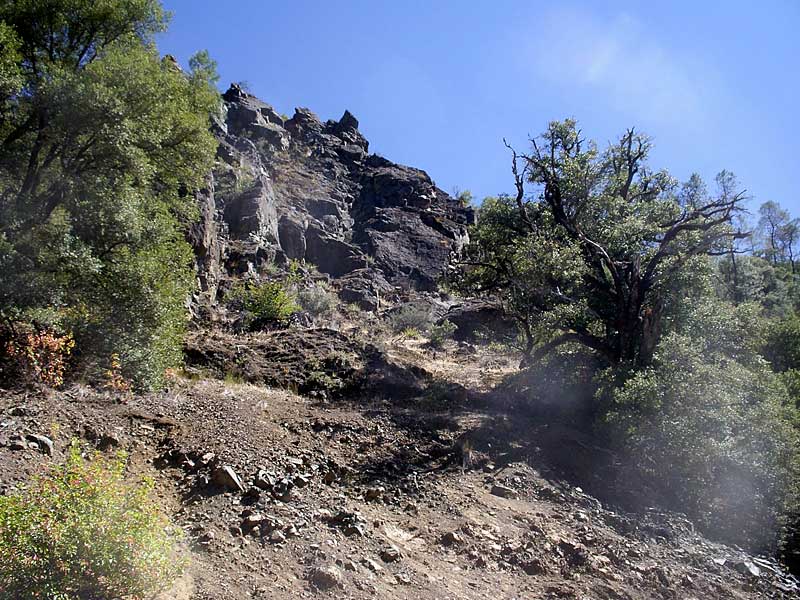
[3,79,799,599]
[2,333,798,599]
[2,3,800,599]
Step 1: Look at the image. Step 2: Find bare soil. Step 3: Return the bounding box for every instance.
[1,333,797,599]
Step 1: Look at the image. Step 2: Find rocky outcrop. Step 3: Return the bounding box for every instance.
[190,83,473,309]
[442,299,519,343]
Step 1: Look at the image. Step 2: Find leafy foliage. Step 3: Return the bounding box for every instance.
[1,323,74,387]
[0,0,219,388]
[0,444,186,599]
[229,279,299,329]
[455,121,746,366]
[388,303,433,333]
[297,282,338,319]
[600,330,799,551]
[428,319,457,348]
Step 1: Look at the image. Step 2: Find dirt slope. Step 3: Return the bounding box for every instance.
[1,337,797,600]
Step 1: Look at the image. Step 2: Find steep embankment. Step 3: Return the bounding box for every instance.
[1,336,797,599]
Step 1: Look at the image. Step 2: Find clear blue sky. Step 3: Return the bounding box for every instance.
[157,1,799,218]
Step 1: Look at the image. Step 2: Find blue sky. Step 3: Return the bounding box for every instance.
[158,1,799,218]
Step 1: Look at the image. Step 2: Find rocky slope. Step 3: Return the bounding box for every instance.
[189,84,474,312]
[1,336,797,600]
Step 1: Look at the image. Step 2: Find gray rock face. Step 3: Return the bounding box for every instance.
[189,84,474,308]
[222,176,278,245]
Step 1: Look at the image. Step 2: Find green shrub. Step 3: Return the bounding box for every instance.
[600,333,800,551]
[428,319,457,348]
[229,279,299,329]
[297,283,338,318]
[0,445,186,599]
[388,303,433,333]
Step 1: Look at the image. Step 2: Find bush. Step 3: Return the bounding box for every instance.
[599,332,800,551]
[229,280,299,330]
[428,319,457,348]
[1,323,74,388]
[297,283,338,319]
[388,303,433,333]
[0,445,186,599]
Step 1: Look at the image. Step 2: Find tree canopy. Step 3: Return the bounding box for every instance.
[0,0,219,387]
[456,120,747,367]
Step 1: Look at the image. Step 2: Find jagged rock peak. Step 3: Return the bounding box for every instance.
[189,83,475,310]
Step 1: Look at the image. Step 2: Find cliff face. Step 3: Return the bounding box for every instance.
[189,84,474,310]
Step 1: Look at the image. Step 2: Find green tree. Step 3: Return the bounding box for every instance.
[715,254,795,317]
[456,121,747,366]
[758,200,799,271]
[0,0,219,387]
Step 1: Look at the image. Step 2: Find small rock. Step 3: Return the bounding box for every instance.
[309,565,343,590]
[490,484,518,499]
[243,486,261,500]
[521,558,547,575]
[365,486,385,501]
[344,524,365,537]
[284,524,299,538]
[197,530,215,547]
[241,514,264,532]
[254,469,276,490]
[343,560,358,572]
[441,531,463,546]
[269,530,287,544]
[211,465,245,492]
[380,546,402,563]
[653,567,671,586]
[361,558,383,572]
[733,560,761,578]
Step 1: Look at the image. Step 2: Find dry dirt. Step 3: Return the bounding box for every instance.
[1,334,797,599]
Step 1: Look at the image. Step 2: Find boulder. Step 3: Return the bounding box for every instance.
[249,122,289,152]
[336,269,394,311]
[308,565,344,590]
[26,433,54,455]
[222,177,278,245]
[442,299,518,343]
[212,465,245,493]
[277,215,307,260]
[305,224,366,277]
[285,107,324,143]
[326,109,369,151]
[355,208,454,290]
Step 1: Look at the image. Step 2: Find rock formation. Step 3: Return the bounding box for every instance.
[190,83,474,310]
